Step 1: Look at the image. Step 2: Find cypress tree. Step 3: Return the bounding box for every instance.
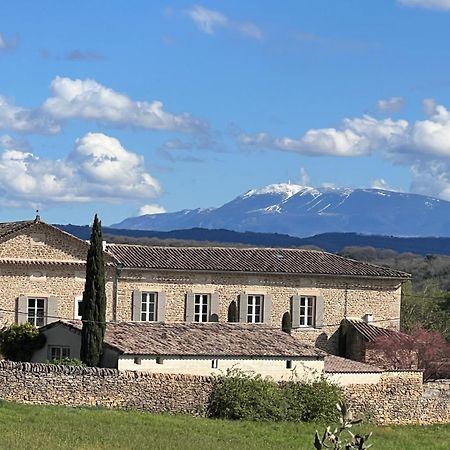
[80,214,106,366]
[227,300,238,322]
[282,311,292,334]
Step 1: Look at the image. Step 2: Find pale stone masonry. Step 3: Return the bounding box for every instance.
[0,218,408,357]
[0,361,449,425]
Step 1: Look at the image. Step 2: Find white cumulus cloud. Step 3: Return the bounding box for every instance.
[0,132,161,205]
[398,0,450,10]
[0,96,60,134]
[138,204,166,215]
[185,5,263,40]
[238,99,450,200]
[238,115,408,157]
[42,77,204,132]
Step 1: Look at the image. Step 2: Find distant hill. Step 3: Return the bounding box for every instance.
[110,183,450,237]
[57,224,450,256]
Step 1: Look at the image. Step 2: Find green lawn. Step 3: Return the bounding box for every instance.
[0,401,449,449]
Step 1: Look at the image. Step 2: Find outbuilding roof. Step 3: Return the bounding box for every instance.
[345,319,409,342]
[45,321,325,358]
[105,244,409,279]
[324,355,383,373]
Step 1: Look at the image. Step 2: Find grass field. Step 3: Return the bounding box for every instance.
[0,401,449,449]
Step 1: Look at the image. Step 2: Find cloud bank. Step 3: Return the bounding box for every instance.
[238,99,450,200]
[0,132,161,205]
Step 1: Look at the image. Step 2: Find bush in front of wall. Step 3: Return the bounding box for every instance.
[0,322,46,362]
[48,358,86,367]
[281,377,342,422]
[208,368,343,422]
[208,368,285,421]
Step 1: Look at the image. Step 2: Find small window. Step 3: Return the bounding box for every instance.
[28,298,46,327]
[247,295,264,323]
[48,346,70,360]
[286,360,293,369]
[141,292,158,321]
[211,359,219,369]
[134,357,142,365]
[194,294,209,322]
[74,295,83,320]
[156,356,163,365]
[299,296,315,327]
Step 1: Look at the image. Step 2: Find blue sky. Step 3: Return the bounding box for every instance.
[1,0,450,225]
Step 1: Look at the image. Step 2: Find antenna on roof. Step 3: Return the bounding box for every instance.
[34,210,41,223]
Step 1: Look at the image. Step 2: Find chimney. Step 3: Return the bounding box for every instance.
[363,313,373,324]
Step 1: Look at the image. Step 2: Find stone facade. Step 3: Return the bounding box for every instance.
[0,220,403,356]
[0,362,449,425]
[117,269,401,353]
[0,222,114,327]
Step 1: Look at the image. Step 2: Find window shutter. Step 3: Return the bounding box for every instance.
[238,293,247,323]
[315,296,325,329]
[157,292,166,322]
[185,293,195,322]
[47,296,58,325]
[17,296,28,325]
[263,294,272,325]
[132,290,142,321]
[209,293,219,322]
[291,295,301,328]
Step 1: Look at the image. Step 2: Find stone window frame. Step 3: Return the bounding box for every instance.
[291,294,324,330]
[132,290,166,322]
[247,294,264,323]
[141,292,158,322]
[193,293,209,323]
[238,292,272,325]
[17,295,58,326]
[185,292,219,323]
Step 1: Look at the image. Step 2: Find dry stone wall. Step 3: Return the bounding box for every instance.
[1,362,450,424]
[0,361,211,414]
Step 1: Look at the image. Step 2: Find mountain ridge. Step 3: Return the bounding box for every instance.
[111,183,450,237]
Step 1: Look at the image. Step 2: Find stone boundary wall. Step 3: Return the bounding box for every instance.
[0,361,212,414]
[343,371,450,424]
[0,362,449,424]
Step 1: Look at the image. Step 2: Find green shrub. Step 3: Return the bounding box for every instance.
[48,358,85,367]
[208,368,343,422]
[281,378,342,422]
[208,368,285,421]
[0,323,46,361]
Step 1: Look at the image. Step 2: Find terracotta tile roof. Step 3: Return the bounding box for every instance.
[48,321,325,358]
[105,244,410,279]
[324,355,382,373]
[0,221,34,239]
[345,319,409,342]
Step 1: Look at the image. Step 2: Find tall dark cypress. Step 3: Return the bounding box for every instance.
[80,214,106,366]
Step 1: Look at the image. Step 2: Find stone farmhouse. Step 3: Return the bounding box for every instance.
[0,216,410,374]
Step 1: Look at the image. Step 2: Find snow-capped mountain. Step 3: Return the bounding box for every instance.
[111,184,450,237]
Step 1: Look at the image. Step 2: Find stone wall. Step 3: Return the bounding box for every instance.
[117,269,402,354]
[0,361,211,414]
[343,371,450,424]
[1,362,449,424]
